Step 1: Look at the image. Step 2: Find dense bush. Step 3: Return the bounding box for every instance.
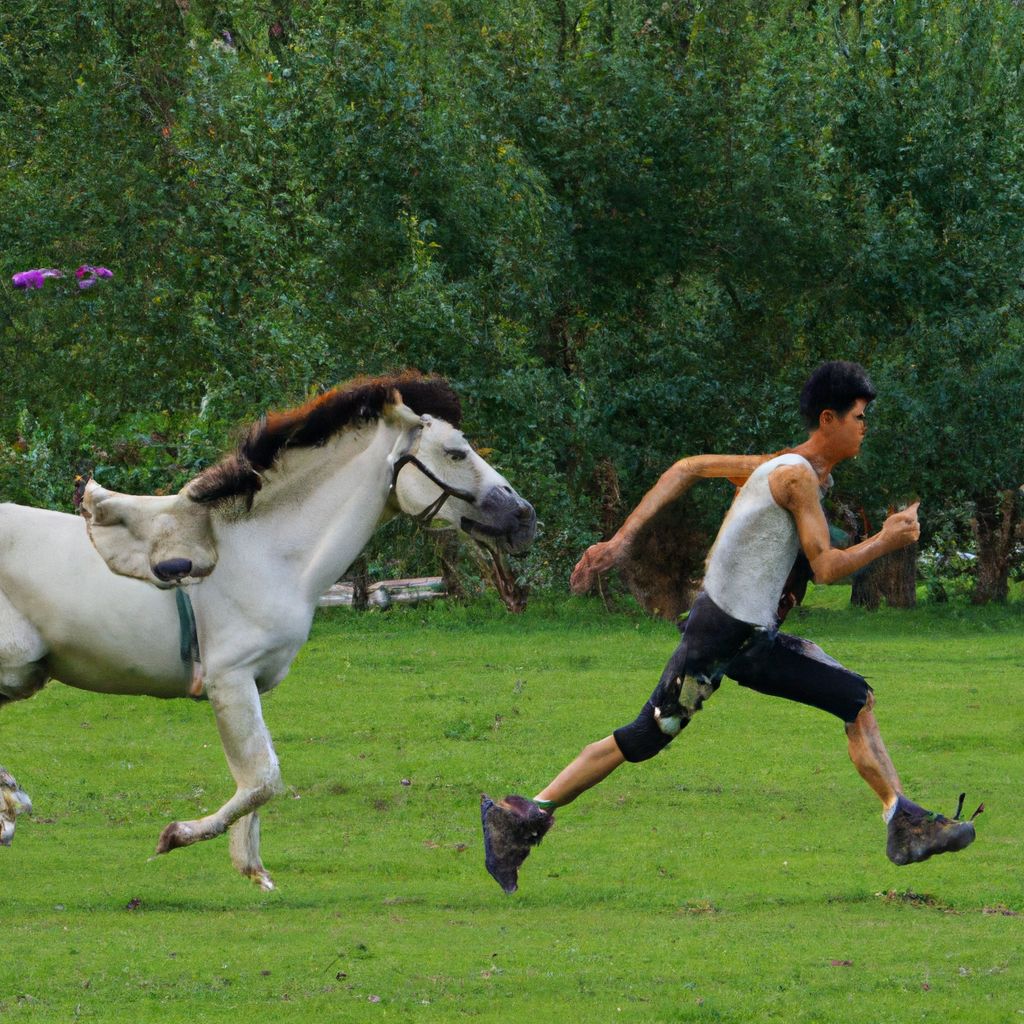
[2,1,1022,598]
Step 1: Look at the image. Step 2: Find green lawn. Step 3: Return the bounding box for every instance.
[3,589,1023,1022]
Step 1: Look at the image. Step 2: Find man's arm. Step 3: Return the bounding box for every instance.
[570,452,782,594]
[769,464,920,585]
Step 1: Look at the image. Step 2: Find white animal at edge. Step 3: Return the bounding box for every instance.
[0,373,535,890]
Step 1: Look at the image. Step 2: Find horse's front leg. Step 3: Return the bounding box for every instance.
[155,673,283,890]
[228,812,271,891]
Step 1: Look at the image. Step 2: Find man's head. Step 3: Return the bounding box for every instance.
[799,361,876,430]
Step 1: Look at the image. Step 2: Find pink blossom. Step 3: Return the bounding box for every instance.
[75,265,114,289]
[11,268,63,289]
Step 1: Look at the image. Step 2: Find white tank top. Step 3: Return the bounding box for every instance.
[702,453,820,628]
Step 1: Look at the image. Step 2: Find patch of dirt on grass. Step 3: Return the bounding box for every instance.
[876,889,958,914]
[677,899,719,915]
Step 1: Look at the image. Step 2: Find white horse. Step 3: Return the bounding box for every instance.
[0,373,535,889]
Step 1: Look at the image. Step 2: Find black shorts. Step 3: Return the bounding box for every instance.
[613,591,870,762]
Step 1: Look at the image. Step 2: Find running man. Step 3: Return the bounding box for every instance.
[481,361,979,892]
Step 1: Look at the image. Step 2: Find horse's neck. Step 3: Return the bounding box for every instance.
[211,420,399,604]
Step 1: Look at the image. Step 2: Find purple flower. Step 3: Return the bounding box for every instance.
[12,268,63,289]
[75,265,114,289]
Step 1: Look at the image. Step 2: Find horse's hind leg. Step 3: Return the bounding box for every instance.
[0,660,49,846]
[0,584,50,844]
[1,763,33,845]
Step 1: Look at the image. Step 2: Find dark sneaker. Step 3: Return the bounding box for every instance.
[480,794,554,893]
[886,794,979,866]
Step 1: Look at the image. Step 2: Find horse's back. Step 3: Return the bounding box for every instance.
[0,502,188,696]
[0,503,114,620]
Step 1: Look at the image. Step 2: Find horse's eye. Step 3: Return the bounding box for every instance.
[449,450,468,462]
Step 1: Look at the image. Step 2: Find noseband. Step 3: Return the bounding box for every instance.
[391,453,477,524]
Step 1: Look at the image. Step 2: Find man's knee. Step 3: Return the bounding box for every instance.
[852,687,876,720]
[613,701,676,763]
[844,687,875,736]
[614,668,723,763]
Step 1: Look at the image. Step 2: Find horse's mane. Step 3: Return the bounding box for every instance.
[188,371,462,507]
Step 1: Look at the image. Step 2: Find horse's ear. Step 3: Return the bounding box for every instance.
[385,395,426,430]
[81,480,218,588]
[381,400,426,471]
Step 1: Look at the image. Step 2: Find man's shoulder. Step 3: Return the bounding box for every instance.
[767,457,820,510]
[762,453,816,481]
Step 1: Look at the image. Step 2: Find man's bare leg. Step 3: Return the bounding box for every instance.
[845,693,902,817]
[847,692,978,865]
[534,696,899,815]
[534,736,625,808]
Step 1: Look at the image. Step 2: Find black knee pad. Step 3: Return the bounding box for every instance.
[613,701,676,763]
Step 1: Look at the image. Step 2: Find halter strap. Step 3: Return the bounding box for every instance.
[175,588,204,698]
[390,453,477,524]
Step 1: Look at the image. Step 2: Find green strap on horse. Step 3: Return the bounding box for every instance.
[175,588,204,697]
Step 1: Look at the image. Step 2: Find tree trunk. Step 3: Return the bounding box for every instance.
[348,556,370,611]
[850,543,918,609]
[850,563,881,610]
[971,489,1021,605]
[618,498,708,622]
[435,528,467,603]
[467,543,529,613]
[594,457,623,538]
[879,542,918,608]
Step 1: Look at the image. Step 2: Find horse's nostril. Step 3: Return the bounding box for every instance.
[517,504,533,521]
[153,557,193,581]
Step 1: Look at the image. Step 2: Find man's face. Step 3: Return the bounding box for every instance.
[826,398,869,458]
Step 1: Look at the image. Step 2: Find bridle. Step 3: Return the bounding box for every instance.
[390,453,477,525]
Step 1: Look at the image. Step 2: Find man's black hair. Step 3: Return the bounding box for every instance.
[799,361,877,430]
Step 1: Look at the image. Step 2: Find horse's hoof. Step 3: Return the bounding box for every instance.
[0,769,32,846]
[0,768,32,812]
[249,869,276,892]
[156,821,195,854]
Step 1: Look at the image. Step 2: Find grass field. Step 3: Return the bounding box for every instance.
[3,588,1023,1022]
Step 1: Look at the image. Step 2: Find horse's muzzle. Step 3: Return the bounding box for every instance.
[462,486,536,553]
[153,558,194,583]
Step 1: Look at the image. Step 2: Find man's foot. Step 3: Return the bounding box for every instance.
[0,767,32,847]
[886,794,979,866]
[480,794,554,893]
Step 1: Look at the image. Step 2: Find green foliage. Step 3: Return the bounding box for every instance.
[2,0,1023,590]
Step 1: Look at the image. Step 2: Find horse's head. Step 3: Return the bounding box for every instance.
[391,414,536,599]
[81,479,217,588]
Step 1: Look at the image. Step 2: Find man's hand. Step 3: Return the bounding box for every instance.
[880,501,921,551]
[570,537,627,594]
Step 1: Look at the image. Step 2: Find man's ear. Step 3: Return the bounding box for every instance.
[81,480,218,587]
